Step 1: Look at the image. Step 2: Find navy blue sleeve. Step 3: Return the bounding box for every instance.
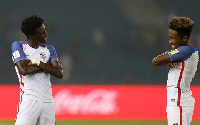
[168,46,197,62]
[47,45,58,62]
[11,41,27,63]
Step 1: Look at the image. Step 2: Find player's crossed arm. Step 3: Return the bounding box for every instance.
[152,46,195,67]
[152,52,171,66]
[152,52,180,67]
[16,59,43,75]
[29,59,63,79]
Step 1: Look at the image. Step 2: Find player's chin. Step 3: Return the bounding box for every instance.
[44,38,47,43]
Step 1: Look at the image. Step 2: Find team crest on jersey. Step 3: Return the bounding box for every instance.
[40,52,46,61]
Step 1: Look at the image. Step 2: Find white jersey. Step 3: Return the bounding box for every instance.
[167,45,198,106]
[11,40,58,102]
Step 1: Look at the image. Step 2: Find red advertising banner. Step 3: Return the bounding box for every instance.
[0,85,200,121]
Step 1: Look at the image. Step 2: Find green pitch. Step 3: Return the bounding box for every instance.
[0,120,200,125]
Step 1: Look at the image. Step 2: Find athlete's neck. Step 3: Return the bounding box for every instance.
[27,39,39,49]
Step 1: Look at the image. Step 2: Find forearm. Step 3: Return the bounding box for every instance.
[16,60,43,76]
[29,59,63,79]
[18,65,42,75]
[39,62,63,79]
[38,62,63,79]
[152,53,171,66]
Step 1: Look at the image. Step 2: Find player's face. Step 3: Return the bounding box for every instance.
[168,29,184,49]
[34,24,48,44]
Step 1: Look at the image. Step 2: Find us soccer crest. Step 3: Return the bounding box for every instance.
[40,52,46,61]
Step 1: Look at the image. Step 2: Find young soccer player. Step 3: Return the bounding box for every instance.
[152,17,198,125]
[11,15,63,125]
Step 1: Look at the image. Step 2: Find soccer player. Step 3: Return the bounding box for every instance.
[152,17,198,125]
[11,15,63,125]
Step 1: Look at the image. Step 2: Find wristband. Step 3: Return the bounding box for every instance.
[31,59,40,66]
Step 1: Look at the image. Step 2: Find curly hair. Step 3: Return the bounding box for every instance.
[168,17,194,38]
[20,15,44,38]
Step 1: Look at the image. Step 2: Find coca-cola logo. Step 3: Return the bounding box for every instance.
[54,89,119,115]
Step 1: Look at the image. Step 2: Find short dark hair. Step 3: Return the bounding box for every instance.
[20,15,44,38]
[168,17,194,38]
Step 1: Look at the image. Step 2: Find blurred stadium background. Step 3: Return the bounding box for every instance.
[1,0,200,124]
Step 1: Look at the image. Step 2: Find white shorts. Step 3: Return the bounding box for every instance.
[15,100,55,125]
[166,105,194,125]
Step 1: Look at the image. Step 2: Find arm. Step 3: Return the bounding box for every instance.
[29,59,63,79]
[152,46,196,67]
[152,53,171,66]
[11,41,43,75]
[29,44,63,79]
[16,60,42,75]
[39,60,63,79]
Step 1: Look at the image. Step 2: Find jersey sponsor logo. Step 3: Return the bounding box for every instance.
[170,49,179,55]
[12,50,20,59]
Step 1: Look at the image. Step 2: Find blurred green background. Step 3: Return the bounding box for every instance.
[1,0,200,85]
[1,0,200,124]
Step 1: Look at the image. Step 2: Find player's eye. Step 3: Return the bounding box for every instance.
[169,36,174,39]
[42,30,47,35]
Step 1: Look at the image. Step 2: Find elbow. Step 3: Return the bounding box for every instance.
[58,74,63,79]
[58,69,64,79]
[57,72,63,79]
[20,71,28,76]
[152,60,159,66]
[18,69,29,76]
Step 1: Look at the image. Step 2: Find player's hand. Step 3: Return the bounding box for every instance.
[167,62,180,67]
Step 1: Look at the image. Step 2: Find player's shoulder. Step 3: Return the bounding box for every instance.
[46,44,55,50]
[40,43,56,51]
[11,40,27,48]
[178,45,198,52]
[12,40,25,45]
[40,43,52,48]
